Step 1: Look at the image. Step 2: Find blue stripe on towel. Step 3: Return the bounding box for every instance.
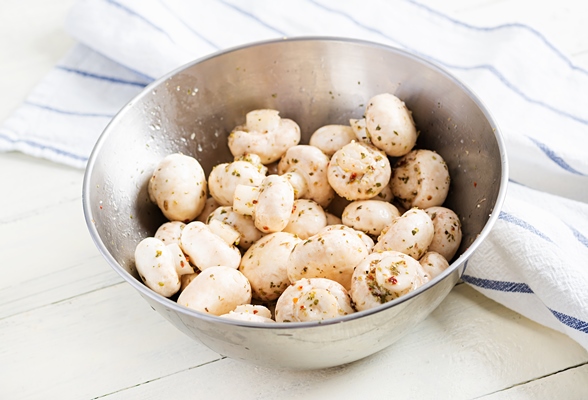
[406,0,588,76]
[25,101,115,119]
[306,0,588,127]
[56,66,149,87]
[0,132,88,162]
[463,274,588,335]
[461,275,534,293]
[498,211,553,243]
[551,310,588,334]
[104,0,174,43]
[526,136,587,176]
[156,0,221,50]
[568,225,588,249]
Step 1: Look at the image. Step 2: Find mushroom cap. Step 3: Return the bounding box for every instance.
[283,199,328,240]
[134,237,180,298]
[207,206,264,249]
[180,221,241,271]
[373,208,434,260]
[391,149,450,209]
[177,266,252,316]
[350,251,428,311]
[254,175,295,233]
[278,145,334,207]
[419,251,450,280]
[364,93,418,157]
[342,200,400,236]
[327,141,391,201]
[148,153,207,222]
[239,232,301,302]
[219,304,275,323]
[287,228,370,290]
[320,224,374,252]
[228,109,301,164]
[195,197,221,223]
[425,206,462,261]
[309,124,356,156]
[325,212,343,226]
[154,221,186,245]
[208,160,266,206]
[275,278,354,322]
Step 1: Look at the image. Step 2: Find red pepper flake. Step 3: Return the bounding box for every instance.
[99,206,103,209]
[263,226,269,231]
[388,276,398,284]
[253,310,258,314]
[474,182,477,187]
[349,172,358,183]
[180,261,185,268]
[252,200,258,204]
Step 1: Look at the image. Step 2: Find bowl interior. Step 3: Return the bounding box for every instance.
[85,37,504,297]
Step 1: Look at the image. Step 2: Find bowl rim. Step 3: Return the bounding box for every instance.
[82,36,509,330]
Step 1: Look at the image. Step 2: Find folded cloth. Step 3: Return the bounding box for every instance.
[2,0,587,349]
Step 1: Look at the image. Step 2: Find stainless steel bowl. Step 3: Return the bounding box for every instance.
[83,37,508,369]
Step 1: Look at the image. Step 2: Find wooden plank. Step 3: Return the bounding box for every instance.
[0,282,221,400]
[96,285,588,400]
[481,364,588,399]
[0,153,83,224]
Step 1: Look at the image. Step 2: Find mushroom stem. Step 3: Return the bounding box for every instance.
[283,171,308,199]
[233,184,260,217]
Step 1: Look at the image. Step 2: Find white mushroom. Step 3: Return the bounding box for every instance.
[373,208,434,260]
[207,219,241,246]
[148,153,207,222]
[391,149,450,209]
[177,266,251,316]
[179,221,241,271]
[370,184,394,202]
[220,304,275,323]
[287,227,370,290]
[179,272,199,293]
[233,153,268,175]
[283,199,327,239]
[275,278,354,322]
[239,232,302,302]
[419,251,450,280]
[233,174,295,233]
[363,93,418,157]
[325,212,342,226]
[208,158,266,206]
[154,221,185,245]
[134,237,180,298]
[207,206,263,249]
[350,118,370,143]
[342,200,400,236]
[425,206,462,260]
[166,242,195,276]
[309,124,356,156]
[327,141,391,201]
[196,197,221,223]
[278,145,334,207]
[350,251,428,311]
[320,224,375,252]
[228,109,301,164]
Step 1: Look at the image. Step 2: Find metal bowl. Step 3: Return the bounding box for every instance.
[83,37,508,369]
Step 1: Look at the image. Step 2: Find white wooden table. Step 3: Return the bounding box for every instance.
[1,1,587,398]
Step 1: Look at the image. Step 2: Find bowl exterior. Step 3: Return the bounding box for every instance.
[83,37,507,369]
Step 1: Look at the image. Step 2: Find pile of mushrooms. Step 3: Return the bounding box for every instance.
[134,94,462,323]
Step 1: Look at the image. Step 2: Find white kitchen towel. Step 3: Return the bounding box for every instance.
[1,0,587,350]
